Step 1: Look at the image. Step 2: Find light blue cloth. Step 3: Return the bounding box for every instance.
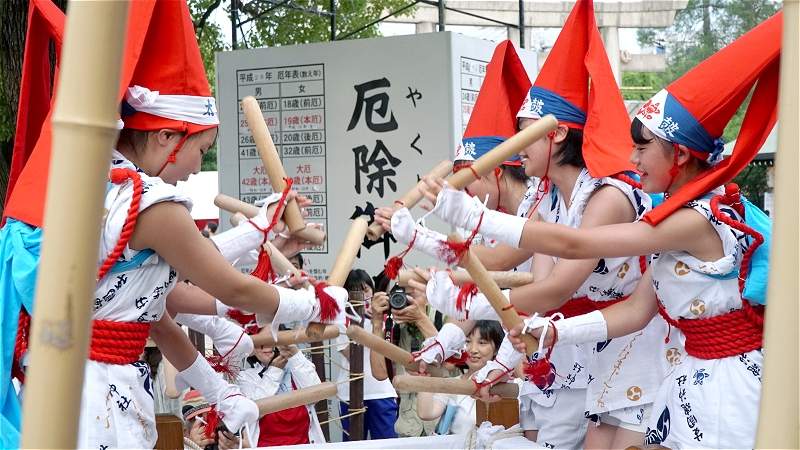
[0,219,41,449]
[741,197,771,305]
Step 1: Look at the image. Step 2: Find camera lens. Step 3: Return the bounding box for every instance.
[389,287,408,310]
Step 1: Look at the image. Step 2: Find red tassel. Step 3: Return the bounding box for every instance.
[250,246,276,282]
[444,350,468,365]
[204,405,223,438]
[227,309,255,326]
[205,352,242,380]
[436,240,469,266]
[385,230,417,280]
[523,358,557,390]
[456,282,478,319]
[315,282,341,323]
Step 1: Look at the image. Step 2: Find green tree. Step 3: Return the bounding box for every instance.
[189,0,414,170]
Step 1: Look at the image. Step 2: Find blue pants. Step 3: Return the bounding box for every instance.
[339,397,399,441]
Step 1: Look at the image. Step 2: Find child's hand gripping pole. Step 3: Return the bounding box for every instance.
[215,194,326,246]
[346,325,444,377]
[302,217,369,339]
[447,233,539,355]
[367,160,454,241]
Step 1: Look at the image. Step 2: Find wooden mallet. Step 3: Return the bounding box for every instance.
[444,114,557,192]
[251,324,340,348]
[366,160,453,241]
[392,375,519,398]
[346,325,444,377]
[397,269,535,289]
[215,194,326,246]
[255,381,338,415]
[239,96,327,245]
[448,233,538,355]
[303,217,369,340]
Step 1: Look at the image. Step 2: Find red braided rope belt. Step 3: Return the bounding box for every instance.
[658,302,764,360]
[546,296,626,319]
[89,320,151,365]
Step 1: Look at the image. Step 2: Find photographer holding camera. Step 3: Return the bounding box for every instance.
[368,274,445,438]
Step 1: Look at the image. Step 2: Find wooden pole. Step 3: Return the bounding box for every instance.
[446,114,557,190]
[346,325,444,377]
[755,5,800,448]
[251,325,339,347]
[392,375,519,398]
[19,1,129,448]
[255,382,338,415]
[448,233,539,355]
[263,241,312,289]
[397,269,535,289]
[366,160,454,241]
[347,291,365,441]
[215,193,326,245]
[241,95,306,233]
[304,217,368,340]
[311,346,330,441]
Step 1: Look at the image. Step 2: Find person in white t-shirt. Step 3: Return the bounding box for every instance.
[335,269,399,440]
[415,320,504,435]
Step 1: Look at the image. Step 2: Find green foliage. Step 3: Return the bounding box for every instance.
[189,0,414,171]
[732,165,767,209]
[635,0,780,142]
[621,72,660,101]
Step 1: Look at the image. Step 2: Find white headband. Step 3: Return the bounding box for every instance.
[124,85,219,126]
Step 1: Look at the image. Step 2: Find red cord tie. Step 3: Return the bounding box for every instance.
[250,178,295,283]
[523,325,559,390]
[97,168,144,281]
[385,230,417,280]
[206,331,247,380]
[89,320,151,365]
[410,340,446,366]
[12,308,31,383]
[314,282,341,323]
[456,282,478,319]
[653,184,765,357]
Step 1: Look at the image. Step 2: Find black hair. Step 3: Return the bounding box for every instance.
[206,221,218,233]
[200,230,210,238]
[452,160,530,186]
[373,269,392,293]
[288,252,303,270]
[468,320,504,355]
[344,269,374,293]
[501,164,529,184]
[631,117,673,154]
[142,347,163,380]
[631,117,710,172]
[553,127,585,168]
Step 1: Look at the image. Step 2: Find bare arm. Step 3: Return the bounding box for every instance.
[369,293,390,381]
[149,314,204,371]
[519,204,723,262]
[163,356,181,399]
[602,267,659,339]
[470,243,535,271]
[508,186,636,314]
[129,201,282,316]
[416,392,446,421]
[165,282,218,316]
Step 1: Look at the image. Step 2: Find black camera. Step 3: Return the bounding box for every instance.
[389,286,409,310]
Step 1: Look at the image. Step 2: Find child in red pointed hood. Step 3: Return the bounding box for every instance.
[0,1,350,448]
[412,0,659,448]
[482,11,779,450]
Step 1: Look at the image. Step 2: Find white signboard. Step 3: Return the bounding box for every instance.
[216,32,537,280]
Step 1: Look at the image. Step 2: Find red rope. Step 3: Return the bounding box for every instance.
[97,168,144,281]
[655,183,765,358]
[250,178,295,282]
[544,296,626,319]
[12,308,30,383]
[385,230,416,280]
[88,320,150,365]
[611,172,643,190]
